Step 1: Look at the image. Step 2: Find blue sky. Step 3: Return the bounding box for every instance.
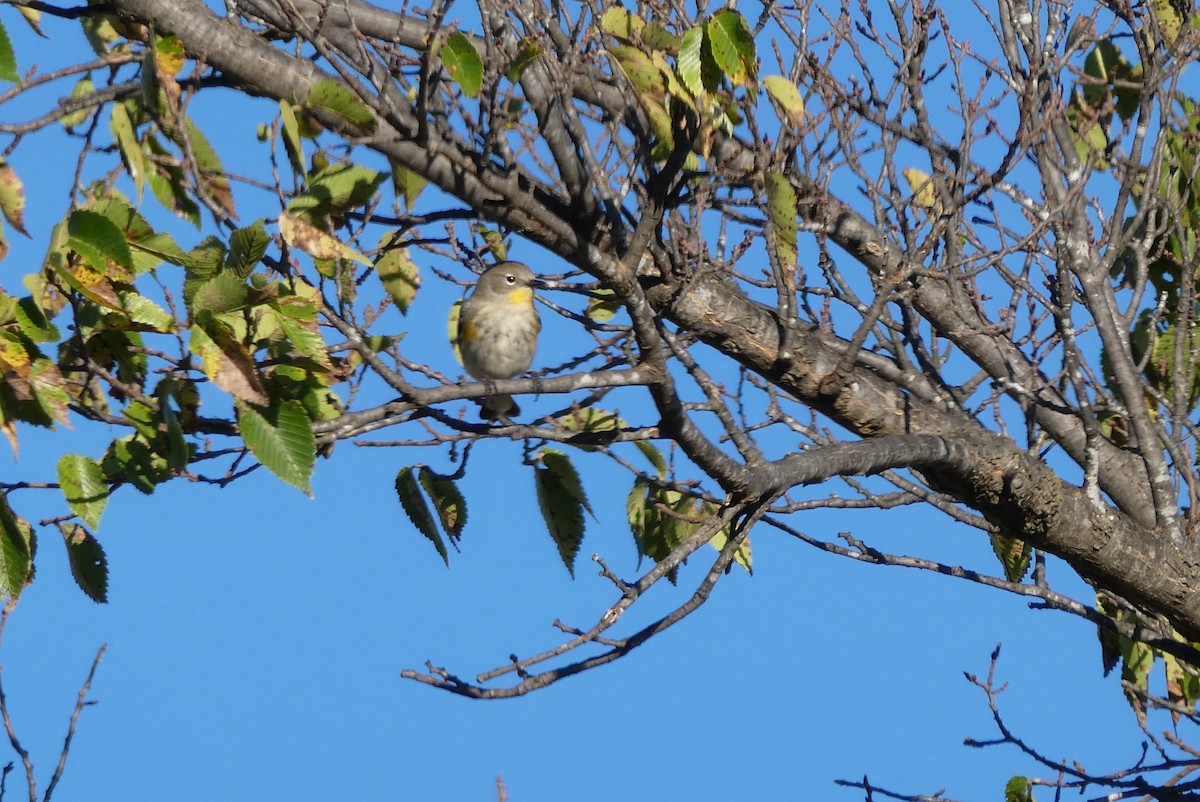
[0,2,1181,800]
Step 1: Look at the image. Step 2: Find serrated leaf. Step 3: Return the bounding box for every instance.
[117,290,175,333]
[111,103,144,201]
[15,296,58,343]
[375,233,420,313]
[59,523,107,603]
[57,453,109,530]
[291,163,384,224]
[227,220,270,278]
[990,532,1032,582]
[0,20,18,84]
[305,79,377,133]
[440,32,484,98]
[0,495,32,596]
[68,209,133,273]
[678,27,704,96]
[705,10,756,86]
[397,466,448,565]
[764,171,798,268]
[763,75,804,126]
[417,466,466,543]
[190,271,249,315]
[237,399,315,492]
[534,449,588,576]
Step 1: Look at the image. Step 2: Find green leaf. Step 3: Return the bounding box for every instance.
[117,289,175,333]
[68,209,134,273]
[705,10,756,86]
[374,233,420,313]
[291,163,385,223]
[278,100,305,175]
[763,75,804,126]
[190,271,249,315]
[764,171,798,268]
[1004,776,1035,802]
[101,433,170,494]
[57,453,109,530]
[989,532,1032,582]
[0,494,32,597]
[708,527,752,574]
[183,118,236,217]
[227,220,270,278]
[60,75,96,129]
[584,288,622,322]
[677,27,704,97]
[59,523,107,603]
[305,79,377,134]
[237,399,315,493]
[396,466,447,565]
[534,449,589,576]
[417,467,467,544]
[600,7,645,42]
[506,39,542,82]
[110,103,145,201]
[15,296,58,343]
[0,20,18,84]
[440,32,484,98]
[390,161,428,210]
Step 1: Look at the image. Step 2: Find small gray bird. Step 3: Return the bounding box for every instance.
[456,262,542,419]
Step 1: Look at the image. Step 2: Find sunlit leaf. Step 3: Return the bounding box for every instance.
[705,10,756,86]
[764,171,798,268]
[279,212,369,265]
[57,453,109,530]
[305,79,377,134]
[440,32,484,98]
[278,100,305,175]
[227,220,270,278]
[763,75,804,127]
[0,20,19,84]
[374,233,420,314]
[68,209,134,273]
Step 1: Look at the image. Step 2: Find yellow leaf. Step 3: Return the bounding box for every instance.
[279,212,369,265]
[902,166,939,211]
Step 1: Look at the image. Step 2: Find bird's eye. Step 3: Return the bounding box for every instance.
[505,273,517,284]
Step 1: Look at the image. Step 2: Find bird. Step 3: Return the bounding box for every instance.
[456,261,542,419]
